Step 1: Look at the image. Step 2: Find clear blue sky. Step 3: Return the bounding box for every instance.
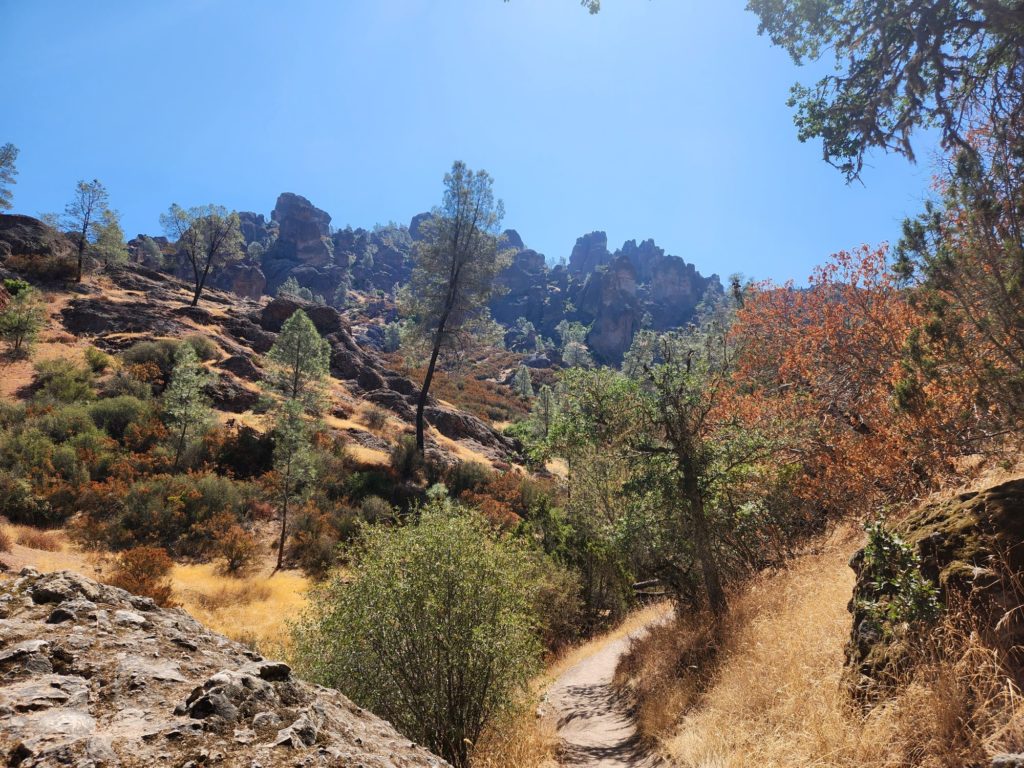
[1,0,939,283]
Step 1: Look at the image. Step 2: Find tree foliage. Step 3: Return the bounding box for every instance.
[401,161,512,451]
[162,343,212,469]
[0,286,46,357]
[293,499,541,768]
[896,128,1024,430]
[748,0,1024,179]
[160,203,244,307]
[0,143,18,211]
[63,180,110,282]
[263,309,330,571]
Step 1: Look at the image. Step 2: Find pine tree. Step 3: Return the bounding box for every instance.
[92,208,129,269]
[532,384,557,438]
[401,161,512,451]
[513,364,533,399]
[64,180,109,282]
[0,143,18,211]
[263,309,331,572]
[163,343,212,469]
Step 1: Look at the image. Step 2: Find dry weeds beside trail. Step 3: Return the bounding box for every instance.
[543,604,670,767]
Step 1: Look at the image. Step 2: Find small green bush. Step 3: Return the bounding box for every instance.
[122,339,180,378]
[88,395,150,441]
[35,404,97,442]
[3,278,31,297]
[0,470,50,526]
[101,370,154,400]
[292,499,541,768]
[84,346,113,373]
[0,288,46,357]
[182,334,218,362]
[857,521,942,635]
[362,406,388,431]
[33,359,95,403]
[446,460,493,497]
[358,495,394,524]
[389,434,423,480]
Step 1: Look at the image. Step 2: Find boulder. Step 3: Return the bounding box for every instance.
[0,568,451,767]
[0,214,74,262]
[844,478,1024,698]
[258,297,343,335]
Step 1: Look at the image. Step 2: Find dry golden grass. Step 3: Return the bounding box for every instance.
[471,707,560,768]
[644,526,1024,767]
[172,562,309,655]
[15,528,63,551]
[345,443,390,467]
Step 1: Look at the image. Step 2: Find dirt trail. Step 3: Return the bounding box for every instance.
[544,613,665,767]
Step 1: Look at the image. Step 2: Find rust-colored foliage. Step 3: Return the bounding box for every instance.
[106,545,175,606]
[732,245,962,517]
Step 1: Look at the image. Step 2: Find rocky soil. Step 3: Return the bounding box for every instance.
[0,567,450,768]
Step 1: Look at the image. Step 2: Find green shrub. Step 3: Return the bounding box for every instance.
[0,470,50,526]
[389,434,423,480]
[33,359,95,403]
[358,495,393,524]
[0,288,46,357]
[110,473,248,553]
[0,400,25,429]
[34,404,97,442]
[446,460,493,497]
[362,406,388,431]
[0,427,90,489]
[292,499,542,768]
[182,334,218,361]
[857,520,942,635]
[88,395,149,441]
[84,346,113,373]
[122,339,180,378]
[343,470,394,502]
[101,369,154,400]
[2,278,31,297]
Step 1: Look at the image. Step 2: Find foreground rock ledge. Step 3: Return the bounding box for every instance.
[0,568,450,768]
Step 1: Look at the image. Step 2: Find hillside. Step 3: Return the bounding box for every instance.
[0,212,518,470]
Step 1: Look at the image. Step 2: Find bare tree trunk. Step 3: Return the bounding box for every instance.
[75,230,87,283]
[273,464,290,575]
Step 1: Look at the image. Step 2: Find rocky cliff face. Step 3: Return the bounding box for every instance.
[120,193,722,366]
[0,567,450,767]
[490,230,721,364]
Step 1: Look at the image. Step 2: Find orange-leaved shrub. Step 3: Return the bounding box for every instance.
[106,545,175,606]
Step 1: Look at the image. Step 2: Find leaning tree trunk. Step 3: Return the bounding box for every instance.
[415,339,443,452]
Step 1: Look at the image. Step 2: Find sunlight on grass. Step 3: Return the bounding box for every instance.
[171,562,310,656]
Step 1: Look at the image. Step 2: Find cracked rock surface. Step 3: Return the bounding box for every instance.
[0,568,449,768]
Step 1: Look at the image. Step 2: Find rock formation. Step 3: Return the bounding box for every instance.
[0,567,450,767]
[844,478,1024,698]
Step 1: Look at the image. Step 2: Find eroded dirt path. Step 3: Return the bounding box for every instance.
[544,611,666,767]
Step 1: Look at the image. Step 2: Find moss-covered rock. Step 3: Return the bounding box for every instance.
[844,478,1024,699]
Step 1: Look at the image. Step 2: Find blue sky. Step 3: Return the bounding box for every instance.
[1,0,939,283]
